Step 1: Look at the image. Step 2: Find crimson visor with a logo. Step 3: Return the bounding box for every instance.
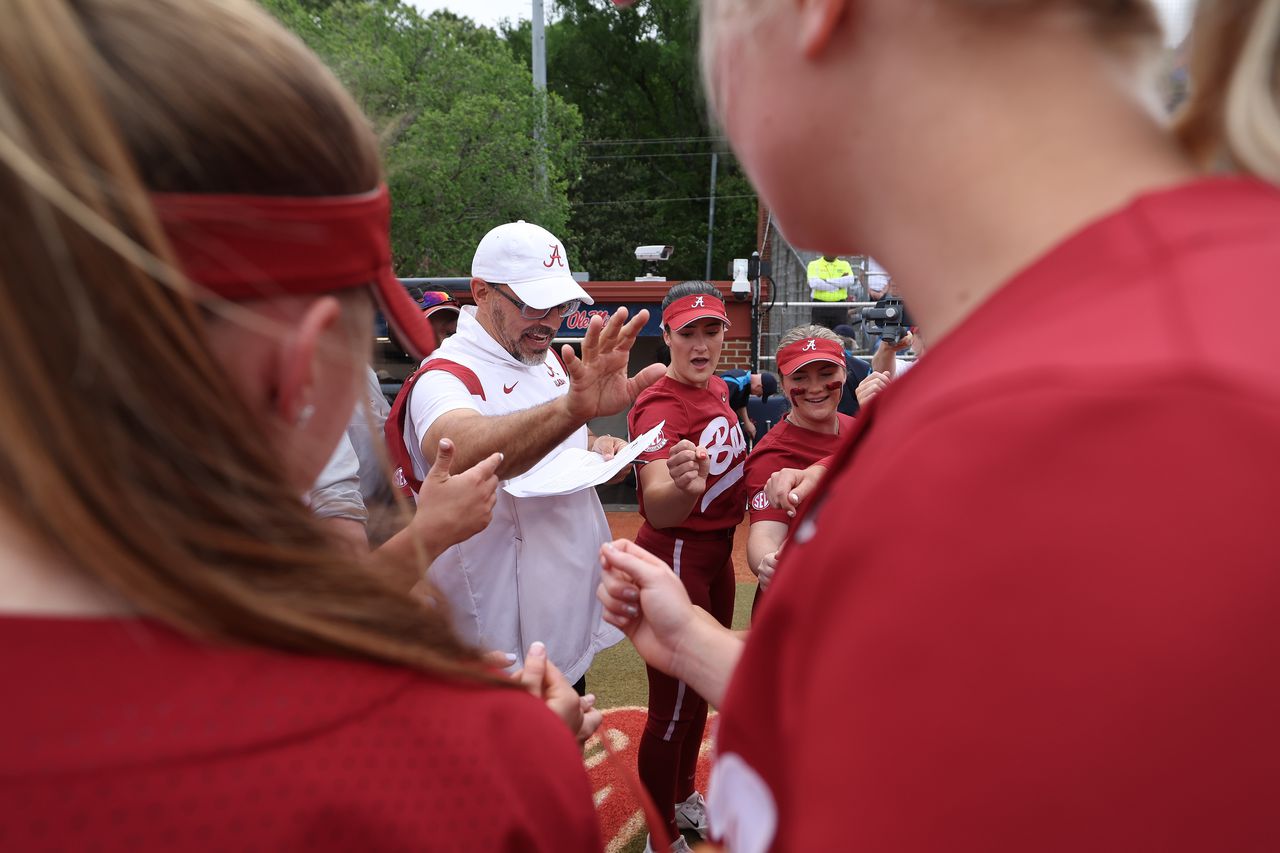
[661,293,731,331]
[776,336,845,375]
[152,184,437,361]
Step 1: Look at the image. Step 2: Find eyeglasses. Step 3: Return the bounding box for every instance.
[488,282,580,321]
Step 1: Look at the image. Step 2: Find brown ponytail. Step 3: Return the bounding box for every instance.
[1176,0,1280,182]
[0,0,498,682]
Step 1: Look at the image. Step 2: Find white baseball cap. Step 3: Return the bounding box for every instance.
[471,220,594,310]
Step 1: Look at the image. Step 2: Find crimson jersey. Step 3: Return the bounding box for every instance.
[709,177,1280,852]
[0,617,600,852]
[744,414,855,525]
[629,374,748,534]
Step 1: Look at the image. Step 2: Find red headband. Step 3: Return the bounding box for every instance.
[776,336,845,376]
[152,184,436,360]
[662,293,730,331]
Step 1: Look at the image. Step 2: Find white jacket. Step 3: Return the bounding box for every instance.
[403,308,621,682]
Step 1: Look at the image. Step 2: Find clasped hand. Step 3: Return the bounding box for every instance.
[666,439,710,496]
[595,538,697,677]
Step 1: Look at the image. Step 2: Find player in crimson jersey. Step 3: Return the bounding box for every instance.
[743,326,853,611]
[626,281,748,852]
[598,0,1280,851]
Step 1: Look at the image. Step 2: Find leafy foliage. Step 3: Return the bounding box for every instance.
[260,0,583,275]
[506,0,757,282]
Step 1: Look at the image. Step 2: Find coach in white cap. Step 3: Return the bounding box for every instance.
[387,221,665,690]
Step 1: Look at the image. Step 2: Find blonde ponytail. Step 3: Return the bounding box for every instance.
[1177,0,1280,182]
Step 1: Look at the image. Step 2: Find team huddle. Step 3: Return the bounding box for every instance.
[5,0,1280,851]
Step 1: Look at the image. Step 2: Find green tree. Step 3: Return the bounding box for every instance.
[260,0,583,275]
[506,0,757,282]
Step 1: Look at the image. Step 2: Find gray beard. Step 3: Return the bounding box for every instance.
[511,326,555,365]
[515,349,545,366]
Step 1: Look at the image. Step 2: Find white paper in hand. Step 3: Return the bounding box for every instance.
[503,421,665,498]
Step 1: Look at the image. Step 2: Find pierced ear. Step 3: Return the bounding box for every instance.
[276,296,341,426]
[798,0,849,59]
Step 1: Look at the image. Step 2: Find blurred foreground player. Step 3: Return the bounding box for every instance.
[599,0,1280,850]
[0,1,600,849]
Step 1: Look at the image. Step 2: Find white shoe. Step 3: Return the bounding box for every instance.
[673,790,709,835]
[644,834,692,853]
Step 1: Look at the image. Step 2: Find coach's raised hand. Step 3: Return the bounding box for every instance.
[561,307,666,423]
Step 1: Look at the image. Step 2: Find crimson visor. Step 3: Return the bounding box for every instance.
[776,336,845,375]
[152,184,436,360]
[661,293,730,331]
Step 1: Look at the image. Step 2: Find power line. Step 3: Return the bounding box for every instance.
[585,150,734,161]
[580,135,728,146]
[571,193,755,207]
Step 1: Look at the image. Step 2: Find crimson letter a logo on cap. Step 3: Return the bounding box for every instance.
[544,244,564,268]
[802,339,817,351]
[693,296,705,307]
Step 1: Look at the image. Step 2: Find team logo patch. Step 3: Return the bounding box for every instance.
[544,243,565,268]
[644,431,668,453]
[751,490,769,511]
[802,338,817,351]
[392,468,408,489]
[693,295,705,307]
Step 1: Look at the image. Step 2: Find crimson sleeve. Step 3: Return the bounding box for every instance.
[629,390,689,465]
[744,445,793,524]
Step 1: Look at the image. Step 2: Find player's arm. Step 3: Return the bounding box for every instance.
[747,520,788,578]
[870,332,914,376]
[322,518,369,557]
[765,461,828,517]
[597,538,745,708]
[310,434,369,554]
[636,440,709,529]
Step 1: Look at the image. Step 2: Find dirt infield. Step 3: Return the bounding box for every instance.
[605,512,755,583]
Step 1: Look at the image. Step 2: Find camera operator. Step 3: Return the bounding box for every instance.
[856,328,925,407]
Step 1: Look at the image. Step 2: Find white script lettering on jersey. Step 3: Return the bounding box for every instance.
[697,415,747,512]
[802,338,817,351]
[698,416,747,475]
[693,295,705,307]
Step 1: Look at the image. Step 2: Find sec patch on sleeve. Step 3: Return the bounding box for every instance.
[644,431,669,453]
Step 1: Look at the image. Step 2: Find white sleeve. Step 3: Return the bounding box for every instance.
[808,277,840,292]
[403,369,484,481]
[307,433,367,523]
[826,274,858,286]
[409,369,483,438]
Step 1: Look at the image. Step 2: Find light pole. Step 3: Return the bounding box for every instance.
[532,0,547,194]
